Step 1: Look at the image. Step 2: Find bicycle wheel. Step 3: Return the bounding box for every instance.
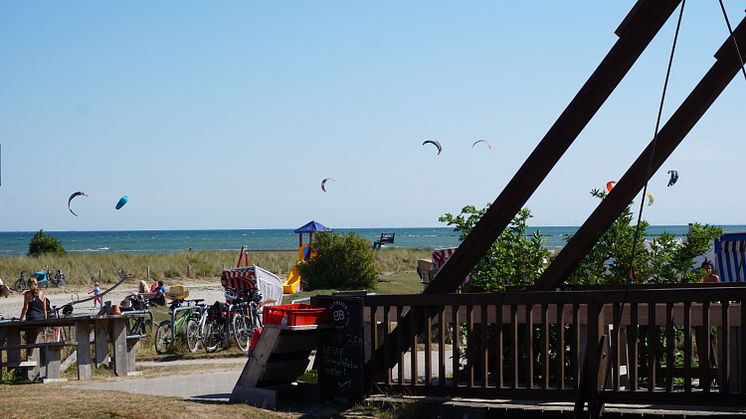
[186,318,201,353]
[57,278,66,288]
[13,279,26,293]
[202,319,222,353]
[155,320,173,354]
[232,313,251,352]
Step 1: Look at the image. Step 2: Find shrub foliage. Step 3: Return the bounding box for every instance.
[27,230,66,257]
[298,231,380,291]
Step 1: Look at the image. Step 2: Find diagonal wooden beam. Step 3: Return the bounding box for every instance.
[533,16,746,291]
[425,0,681,294]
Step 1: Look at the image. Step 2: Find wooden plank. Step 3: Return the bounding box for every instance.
[666,302,674,392]
[111,319,128,377]
[481,305,488,388]
[369,306,377,384]
[701,301,711,393]
[6,329,21,368]
[95,321,109,368]
[76,321,92,380]
[438,307,445,387]
[684,301,692,392]
[542,304,549,389]
[629,303,639,391]
[557,303,565,390]
[397,306,404,386]
[573,304,581,390]
[453,305,460,388]
[383,305,391,385]
[234,325,282,387]
[425,306,432,387]
[495,304,503,388]
[511,304,518,388]
[526,304,534,389]
[721,300,730,393]
[742,302,746,394]
[410,305,418,387]
[467,305,474,388]
[612,303,621,390]
[45,346,61,379]
[648,302,657,392]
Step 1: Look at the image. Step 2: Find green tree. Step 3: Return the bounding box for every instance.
[439,206,548,291]
[298,231,380,291]
[27,229,66,257]
[566,189,723,285]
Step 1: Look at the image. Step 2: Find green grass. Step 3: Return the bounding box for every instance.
[0,248,431,288]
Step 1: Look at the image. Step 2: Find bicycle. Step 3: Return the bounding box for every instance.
[121,293,153,338]
[14,267,66,292]
[13,271,28,293]
[202,287,262,353]
[154,298,205,354]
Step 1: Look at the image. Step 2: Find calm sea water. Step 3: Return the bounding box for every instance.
[1,225,744,256]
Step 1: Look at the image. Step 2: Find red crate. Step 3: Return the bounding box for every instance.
[263,303,330,326]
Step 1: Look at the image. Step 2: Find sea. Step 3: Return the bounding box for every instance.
[1,225,745,257]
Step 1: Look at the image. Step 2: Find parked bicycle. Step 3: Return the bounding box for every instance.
[154,298,205,354]
[202,287,262,353]
[121,293,153,338]
[13,267,66,292]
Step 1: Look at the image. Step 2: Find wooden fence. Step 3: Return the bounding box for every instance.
[363,285,746,405]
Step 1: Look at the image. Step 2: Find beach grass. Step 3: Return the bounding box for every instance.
[0,248,431,287]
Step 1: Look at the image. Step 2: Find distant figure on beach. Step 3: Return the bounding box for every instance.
[149,280,167,306]
[138,280,149,294]
[700,259,720,283]
[89,281,102,307]
[20,278,47,321]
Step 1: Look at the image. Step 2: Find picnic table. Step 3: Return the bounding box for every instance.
[0,312,150,382]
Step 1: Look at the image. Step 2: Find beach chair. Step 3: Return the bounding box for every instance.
[372,232,395,250]
[714,232,746,282]
[421,247,471,289]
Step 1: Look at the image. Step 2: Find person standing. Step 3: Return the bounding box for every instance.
[89,282,102,307]
[20,278,47,321]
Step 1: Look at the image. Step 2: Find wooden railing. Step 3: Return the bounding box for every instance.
[363,285,746,405]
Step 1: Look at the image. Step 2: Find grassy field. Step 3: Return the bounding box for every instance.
[0,248,431,287]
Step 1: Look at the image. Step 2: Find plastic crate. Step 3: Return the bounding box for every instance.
[263,303,330,326]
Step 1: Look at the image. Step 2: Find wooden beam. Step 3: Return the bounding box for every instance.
[425,0,681,295]
[533,16,746,291]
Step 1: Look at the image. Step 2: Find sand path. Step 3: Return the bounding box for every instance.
[0,279,228,319]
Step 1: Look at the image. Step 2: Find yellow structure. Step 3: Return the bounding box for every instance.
[281,221,330,294]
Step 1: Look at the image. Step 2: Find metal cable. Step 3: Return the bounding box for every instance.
[717,0,746,81]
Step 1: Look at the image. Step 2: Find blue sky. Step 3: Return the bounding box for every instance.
[1,1,745,231]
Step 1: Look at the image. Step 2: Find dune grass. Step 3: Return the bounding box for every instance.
[0,248,431,287]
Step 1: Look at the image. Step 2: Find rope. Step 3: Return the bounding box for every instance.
[717,0,746,81]
[601,0,687,393]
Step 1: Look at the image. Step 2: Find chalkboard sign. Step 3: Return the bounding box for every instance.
[315,295,365,403]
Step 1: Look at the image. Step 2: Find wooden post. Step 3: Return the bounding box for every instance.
[76,321,92,380]
[111,318,128,376]
[147,266,150,279]
[95,321,109,367]
[187,265,192,278]
[98,269,102,282]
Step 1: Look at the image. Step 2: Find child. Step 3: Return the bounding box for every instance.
[89,281,102,307]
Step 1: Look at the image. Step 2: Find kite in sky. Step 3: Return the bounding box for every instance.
[422,140,442,155]
[471,139,492,150]
[605,180,617,192]
[67,191,88,217]
[667,170,679,187]
[115,195,129,210]
[646,191,655,206]
[321,178,335,192]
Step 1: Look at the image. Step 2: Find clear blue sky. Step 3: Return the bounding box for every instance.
[1,1,745,231]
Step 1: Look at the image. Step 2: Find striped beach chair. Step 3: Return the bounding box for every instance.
[714,232,746,282]
[425,247,471,286]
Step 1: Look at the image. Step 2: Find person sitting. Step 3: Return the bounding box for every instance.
[138,280,149,294]
[701,259,720,283]
[149,280,167,306]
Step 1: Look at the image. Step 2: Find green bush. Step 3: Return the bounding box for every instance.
[439,206,548,291]
[27,230,66,257]
[298,232,380,291]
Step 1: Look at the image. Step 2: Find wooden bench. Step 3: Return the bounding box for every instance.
[1,340,78,381]
[372,232,395,250]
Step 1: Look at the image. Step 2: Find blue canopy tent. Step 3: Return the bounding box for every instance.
[294,221,332,260]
